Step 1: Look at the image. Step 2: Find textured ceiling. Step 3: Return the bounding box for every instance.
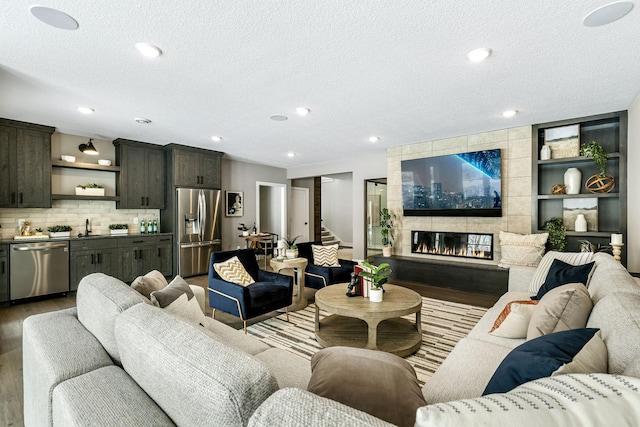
[1,1,639,168]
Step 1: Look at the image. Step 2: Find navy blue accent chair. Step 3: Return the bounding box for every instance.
[296,242,358,289]
[208,248,293,333]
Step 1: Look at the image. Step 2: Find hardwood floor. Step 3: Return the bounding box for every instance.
[0,271,499,427]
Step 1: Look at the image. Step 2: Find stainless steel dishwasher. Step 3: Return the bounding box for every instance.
[10,241,70,300]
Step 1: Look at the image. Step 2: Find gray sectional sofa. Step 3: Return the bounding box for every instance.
[23,252,640,426]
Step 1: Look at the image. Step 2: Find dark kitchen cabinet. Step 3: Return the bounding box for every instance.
[113,139,165,209]
[0,245,8,303]
[70,239,120,291]
[156,235,173,277]
[118,235,173,282]
[0,118,54,208]
[166,144,222,188]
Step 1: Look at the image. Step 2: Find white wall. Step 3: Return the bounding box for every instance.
[321,173,353,245]
[288,152,388,259]
[627,92,640,273]
[221,158,287,251]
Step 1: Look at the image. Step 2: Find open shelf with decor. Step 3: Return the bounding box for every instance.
[52,160,120,172]
[532,111,627,263]
[51,160,118,201]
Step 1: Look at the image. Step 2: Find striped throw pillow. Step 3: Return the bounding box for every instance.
[528,251,593,293]
[312,244,340,267]
[214,256,255,286]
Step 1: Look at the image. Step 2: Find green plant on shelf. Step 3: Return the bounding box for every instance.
[76,183,103,189]
[578,239,612,254]
[47,225,72,232]
[580,141,609,177]
[108,224,128,230]
[543,217,567,252]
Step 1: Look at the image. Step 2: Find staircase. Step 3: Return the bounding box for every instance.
[321,227,340,246]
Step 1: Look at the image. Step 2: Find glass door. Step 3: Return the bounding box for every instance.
[365,178,387,259]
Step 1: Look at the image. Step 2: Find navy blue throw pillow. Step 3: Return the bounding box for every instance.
[532,259,595,300]
[482,328,600,395]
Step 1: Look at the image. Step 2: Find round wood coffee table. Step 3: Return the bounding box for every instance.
[314,284,422,357]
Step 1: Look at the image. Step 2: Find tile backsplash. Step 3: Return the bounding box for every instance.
[0,200,159,239]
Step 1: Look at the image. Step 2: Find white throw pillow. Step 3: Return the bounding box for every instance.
[489,300,538,338]
[312,244,340,267]
[415,374,640,427]
[528,251,594,293]
[213,256,255,286]
[498,231,548,268]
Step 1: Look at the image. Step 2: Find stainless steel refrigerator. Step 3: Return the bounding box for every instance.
[176,188,222,277]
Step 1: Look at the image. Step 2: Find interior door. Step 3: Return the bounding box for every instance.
[290,187,309,242]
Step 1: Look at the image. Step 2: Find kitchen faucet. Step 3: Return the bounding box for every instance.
[79,218,91,237]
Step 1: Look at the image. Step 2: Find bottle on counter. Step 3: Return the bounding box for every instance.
[140,218,147,234]
[152,218,158,234]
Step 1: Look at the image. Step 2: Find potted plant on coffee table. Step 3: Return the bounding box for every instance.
[380,208,397,257]
[358,261,392,302]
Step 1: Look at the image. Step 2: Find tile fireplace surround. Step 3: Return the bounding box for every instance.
[411,230,494,260]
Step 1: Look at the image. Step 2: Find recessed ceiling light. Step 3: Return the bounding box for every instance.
[583,1,634,27]
[135,117,152,124]
[287,152,296,158]
[296,107,310,116]
[30,6,79,30]
[211,136,222,142]
[502,109,518,118]
[77,106,94,114]
[270,114,288,121]
[369,136,380,143]
[135,42,162,58]
[466,48,492,63]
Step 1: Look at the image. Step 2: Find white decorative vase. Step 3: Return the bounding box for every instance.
[382,246,392,257]
[370,288,383,303]
[242,230,249,236]
[285,248,298,259]
[575,214,587,232]
[564,168,582,195]
[540,144,551,160]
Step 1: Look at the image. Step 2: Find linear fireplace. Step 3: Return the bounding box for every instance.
[411,231,493,260]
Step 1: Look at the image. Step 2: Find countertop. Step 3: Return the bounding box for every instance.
[1,232,173,244]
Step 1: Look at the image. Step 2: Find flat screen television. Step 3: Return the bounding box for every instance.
[401,148,502,217]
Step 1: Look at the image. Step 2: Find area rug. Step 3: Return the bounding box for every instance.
[247,297,487,385]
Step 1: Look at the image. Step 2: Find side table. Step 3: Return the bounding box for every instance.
[270,257,308,311]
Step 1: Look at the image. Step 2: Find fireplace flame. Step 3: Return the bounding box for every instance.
[413,232,492,260]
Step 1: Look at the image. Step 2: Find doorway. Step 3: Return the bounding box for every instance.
[290,186,310,242]
[256,181,287,239]
[365,178,387,259]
